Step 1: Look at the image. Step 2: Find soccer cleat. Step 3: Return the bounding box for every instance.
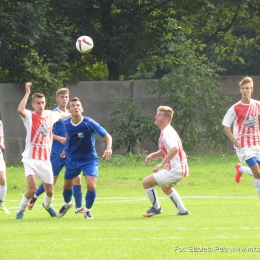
[175,210,191,216]
[142,206,162,217]
[56,201,73,218]
[75,208,84,214]
[84,210,93,219]
[15,211,24,219]
[28,196,37,210]
[235,164,242,183]
[0,205,10,215]
[42,203,57,217]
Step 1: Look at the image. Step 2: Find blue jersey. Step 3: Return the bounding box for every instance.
[51,107,67,157]
[64,116,107,159]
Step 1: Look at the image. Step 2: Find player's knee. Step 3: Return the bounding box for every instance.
[142,177,153,189]
[87,184,95,191]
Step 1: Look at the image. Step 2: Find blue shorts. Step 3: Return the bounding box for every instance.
[64,158,99,180]
[50,156,68,176]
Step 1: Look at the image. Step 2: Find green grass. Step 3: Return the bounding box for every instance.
[1,153,260,259]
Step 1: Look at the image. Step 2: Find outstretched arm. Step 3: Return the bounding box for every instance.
[18,82,32,118]
[102,133,112,160]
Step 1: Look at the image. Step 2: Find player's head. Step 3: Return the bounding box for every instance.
[155,106,174,128]
[69,97,83,115]
[239,77,253,89]
[32,93,46,114]
[56,88,69,108]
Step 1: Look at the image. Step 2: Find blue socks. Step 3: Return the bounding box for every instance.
[72,185,82,209]
[36,183,45,197]
[63,189,73,203]
[85,190,96,209]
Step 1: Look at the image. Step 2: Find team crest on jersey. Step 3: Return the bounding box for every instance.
[244,116,256,128]
[38,125,50,137]
[78,132,84,138]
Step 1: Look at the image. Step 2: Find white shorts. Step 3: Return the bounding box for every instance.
[153,169,184,187]
[0,159,6,172]
[22,157,54,184]
[236,146,260,163]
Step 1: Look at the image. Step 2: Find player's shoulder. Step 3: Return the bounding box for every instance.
[52,107,60,113]
[82,116,94,123]
[63,117,71,124]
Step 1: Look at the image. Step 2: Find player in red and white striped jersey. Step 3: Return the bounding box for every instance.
[142,106,190,217]
[15,82,70,219]
[222,76,260,197]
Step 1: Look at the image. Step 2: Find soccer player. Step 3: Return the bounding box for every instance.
[142,106,190,217]
[15,82,70,219]
[28,88,83,214]
[56,97,112,219]
[222,76,260,197]
[0,120,9,215]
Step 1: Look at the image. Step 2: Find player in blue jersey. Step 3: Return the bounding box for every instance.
[57,97,112,219]
[28,88,83,214]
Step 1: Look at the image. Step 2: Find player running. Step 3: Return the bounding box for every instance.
[223,76,260,198]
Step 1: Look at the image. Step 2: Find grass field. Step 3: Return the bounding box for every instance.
[1,153,260,260]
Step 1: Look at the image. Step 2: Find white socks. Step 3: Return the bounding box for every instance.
[0,185,7,206]
[254,179,260,198]
[145,187,160,209]
[239,165,253,176]
[18,195,30,213]
[43,194,53,209]
[168,189,187,212]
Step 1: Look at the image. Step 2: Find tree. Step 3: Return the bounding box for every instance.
[131,18,231,151]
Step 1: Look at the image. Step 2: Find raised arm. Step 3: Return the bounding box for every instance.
[18,82,32,118]
[102,133,112,160]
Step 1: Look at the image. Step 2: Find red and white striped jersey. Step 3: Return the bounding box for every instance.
[158,124,189,177]
[21,110,60,160]
[222,99,260,148]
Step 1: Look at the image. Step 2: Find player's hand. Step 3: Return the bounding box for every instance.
[145,155,152,166]
[233,138,241,148]
[153,163,163,173]
[60,150,66,158]
[102,148,112,160]
[25,82,32,94]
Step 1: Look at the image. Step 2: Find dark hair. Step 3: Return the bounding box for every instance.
[32,93,45,103]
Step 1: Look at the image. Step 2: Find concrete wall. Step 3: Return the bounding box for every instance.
[0,76,259,163]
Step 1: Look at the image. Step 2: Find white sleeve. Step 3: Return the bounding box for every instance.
[20,109,30,126]
[163,128,178,150]
[51,111,61,124]
[222,106,236,127]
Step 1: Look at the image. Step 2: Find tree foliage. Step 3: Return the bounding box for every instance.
[107,88,159,153]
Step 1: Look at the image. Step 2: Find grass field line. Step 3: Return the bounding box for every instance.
[6,195,258,203]
[2,235,260,242]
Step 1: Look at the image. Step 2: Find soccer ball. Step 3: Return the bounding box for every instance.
[76,36,94,53]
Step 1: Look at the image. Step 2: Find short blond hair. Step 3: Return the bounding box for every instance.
[157,106,174,121]
[56,88,69,97]
[239,77,253,88]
